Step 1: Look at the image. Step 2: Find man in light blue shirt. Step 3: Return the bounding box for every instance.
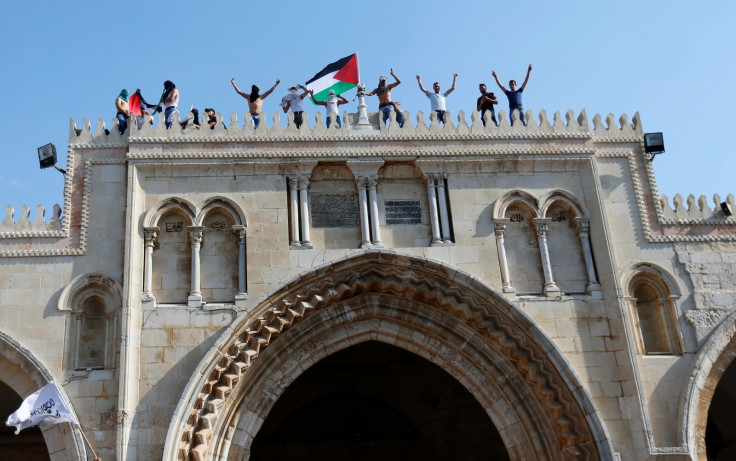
[416,73,457,125]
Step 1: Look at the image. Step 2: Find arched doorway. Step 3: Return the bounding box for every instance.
[250,341,509,461]
[0,380,49,460]
[165,252,613,461]
[705,357,736,459]
[0,330,85,461]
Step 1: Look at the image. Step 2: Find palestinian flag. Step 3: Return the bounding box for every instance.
[306,53,359,102]
[129,92,143,117]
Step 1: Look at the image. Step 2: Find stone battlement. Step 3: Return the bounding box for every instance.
[68,108,643,144]
[659,193,736,224]
[1,108,733,254]
[0,204,62,235]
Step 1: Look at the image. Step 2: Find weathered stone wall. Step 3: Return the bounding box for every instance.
[0,109,734,460]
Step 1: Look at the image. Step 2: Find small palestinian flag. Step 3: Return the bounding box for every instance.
[306,53,359,102]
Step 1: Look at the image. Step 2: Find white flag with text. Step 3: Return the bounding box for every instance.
[5,381,79,434]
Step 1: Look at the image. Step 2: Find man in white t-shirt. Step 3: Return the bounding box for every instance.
[280,85,309,129]
[416,73,457,125]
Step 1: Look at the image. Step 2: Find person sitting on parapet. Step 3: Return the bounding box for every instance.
[179,108,200,130]
[131,89,156,130]
[280,84,310,129]
[231,78,280,129]
[158,80,179,129]
[476,83,498,126]
[309,89,349,128]
[204,108,217,130]
[492,64,532,126]
[416,73,457,125]
[366,69,404,128]
[115,89,130,135]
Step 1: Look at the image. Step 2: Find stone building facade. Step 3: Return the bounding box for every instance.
[0,101,735,460]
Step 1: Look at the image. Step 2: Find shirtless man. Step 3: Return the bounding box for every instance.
[115,89,129,135]
[231,78,280,129]
[366,68,404,127]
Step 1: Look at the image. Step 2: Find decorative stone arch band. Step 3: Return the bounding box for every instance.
[0,330,86,460]
[163,251,615,461]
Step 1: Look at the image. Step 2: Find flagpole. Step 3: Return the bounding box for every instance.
[77,424,99,460]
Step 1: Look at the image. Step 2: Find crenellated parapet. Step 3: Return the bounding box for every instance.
[0,204,63,235]
[658,194,735,224]
[2,107,733,257]
[67,108,643,145]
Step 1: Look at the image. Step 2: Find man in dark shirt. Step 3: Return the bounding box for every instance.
[476,83,498,126]
[492,64,532,126]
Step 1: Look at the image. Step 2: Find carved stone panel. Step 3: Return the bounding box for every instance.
[385,200,422,225]
[310,194,359,228]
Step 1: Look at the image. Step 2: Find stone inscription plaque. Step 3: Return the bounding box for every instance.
[385,200,422,225]
[310,194,359,228]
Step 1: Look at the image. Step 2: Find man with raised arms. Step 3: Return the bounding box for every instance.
[416,73,457,125]
[492,64,532,126]
[366,68,404,127]
[231,78,280,129]
[309,89,349,128]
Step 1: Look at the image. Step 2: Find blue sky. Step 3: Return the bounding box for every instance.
[1,1,733,215]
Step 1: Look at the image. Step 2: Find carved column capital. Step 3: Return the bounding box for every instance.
[365,175,378,190]
[287,175,300,190]
[533,218,552,237]
[355,175,368,190]
[188,226,205,245]
[297,176,310,191]
[424,173,439,187]
[232,224,246,241]
[143,226,159,245]
[493,219,510,237]
[574,219,591,239]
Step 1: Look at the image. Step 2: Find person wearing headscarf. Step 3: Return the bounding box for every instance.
[160,80,179,129]
[279,84,309,129]
[309,89,349,128]
[115,89,130,135]
[231,78,280,129]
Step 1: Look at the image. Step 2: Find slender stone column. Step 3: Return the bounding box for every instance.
[357,176,371,248]
[534,219,560,297]
[288,176,300,247]
[366,175,382,247]
[232,225,247,301]
[142,227,159,302]
[493,219,515,294]
[298,177,313,249]
[188,226,205,307]
[425,174,442,246]
[436,173,452,243]
[574,218,602,296]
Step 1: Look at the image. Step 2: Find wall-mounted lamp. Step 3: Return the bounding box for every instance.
[644,132,665,161]
[37,143,66,175]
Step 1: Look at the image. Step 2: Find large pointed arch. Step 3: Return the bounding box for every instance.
[164,251,614,461]
[0,330,86,460]
[681,309,736,459]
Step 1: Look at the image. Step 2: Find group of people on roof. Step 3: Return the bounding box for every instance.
[113,65,532,135]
